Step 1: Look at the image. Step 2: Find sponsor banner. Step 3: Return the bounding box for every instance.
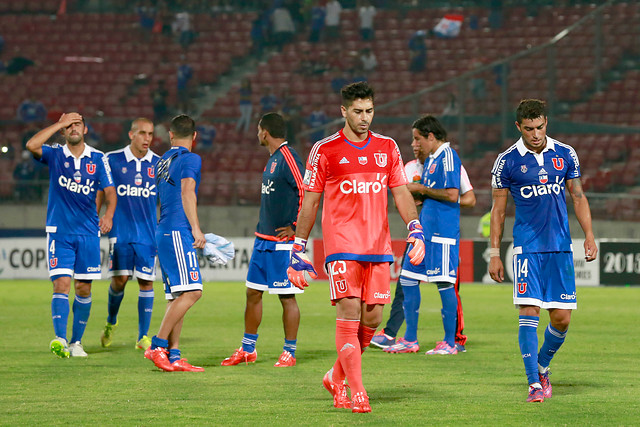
[472,239,599,286]
[0,237,256,281]
[599,240,640,286]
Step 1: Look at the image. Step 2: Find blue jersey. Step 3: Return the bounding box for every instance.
[419,142,461,240]
[156,146,201,232]
[491,137,580,253]
[256,142,304,240]
[38,143,114,236]
[106,145,159,245]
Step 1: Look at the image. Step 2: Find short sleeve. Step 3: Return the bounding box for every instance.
[98,154,114,189]
[491,155,510,189]
[460,164,473,194]
[565,147,581,180]
[388,140,409,188]
[302,149,326,193]
[181,153,201,180]
[38,144,53,165]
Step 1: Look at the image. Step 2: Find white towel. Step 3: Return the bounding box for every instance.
[202,233,235,265]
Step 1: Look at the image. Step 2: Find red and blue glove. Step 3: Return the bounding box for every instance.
[406,219,425,265]
[287,237,318,290]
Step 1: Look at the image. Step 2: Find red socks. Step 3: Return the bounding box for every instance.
[332,320,375,395]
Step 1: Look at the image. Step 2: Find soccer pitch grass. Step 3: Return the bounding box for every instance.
[0,281,638,425]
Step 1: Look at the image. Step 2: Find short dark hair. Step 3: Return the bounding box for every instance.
[170,114,196,138]
[516,99,548,123]
[259,112,287,139]
[341,81,374,108]
[412,115,447,141]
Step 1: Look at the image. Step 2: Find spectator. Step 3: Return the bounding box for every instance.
[13,150,38,202]
[324,0,342,41]
[17,97,47,124]
[250,16,267,55]
[135,0,156,38]
[408,30,428,73]
[307,102,329,144]
[308,1,325,43]
[173,11,195,49]
[259,86,279,115]
[177,57,193,113]
[236,78,253,134]
[6,49,35,75]
[196,121,217,152]
[358,0,376,41]
[330,68,350,94]
[151,80,169,122]
[360,47,377,74]
[271,5,296,51]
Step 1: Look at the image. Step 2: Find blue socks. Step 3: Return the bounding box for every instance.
[284,339,297,358]
[138,289,154,340]
[107,285,124,325]
[400,277,421,342]
[51,293,69,340]
[169,348,181,364]
[519,315,540,385]
[242,333,259,353]
[437,284,458,347]
[151,335,168,350]
[538,324,567,368]
[71,294,92,343]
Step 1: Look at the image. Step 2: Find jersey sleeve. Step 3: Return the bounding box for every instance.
[98,153,114,189]
[181,153,201,180]
[491,153,510,189]
[38,144,54,165]
[460,164,473,194]
[388,140,409,188]
[302,148,327,193]
[443,150,461,190]
[565,146,581,180]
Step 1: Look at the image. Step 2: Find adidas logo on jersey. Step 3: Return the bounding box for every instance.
[339,157,350,164]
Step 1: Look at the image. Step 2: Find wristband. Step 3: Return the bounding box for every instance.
[489,248,500,258]
[293,236,307,251]
[407,219,420,231]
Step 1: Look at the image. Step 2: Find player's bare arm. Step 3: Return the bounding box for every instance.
[390,185,419,224]
[406,182,459,203]
[96,189,104,214]
[99,186,117,234]
[567,178,597,262]
[293,191,321,240]
[489,188,509,283]
[181,177,205,249]
[460,190,476,208]
[26,112,83,158]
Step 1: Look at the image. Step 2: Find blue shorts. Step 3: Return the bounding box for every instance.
[47,232,101,281]
[108,239,157,281]
[156,230,203,300]
[400,235,458,285]
[246,239,302,295]
[512,251,576,309]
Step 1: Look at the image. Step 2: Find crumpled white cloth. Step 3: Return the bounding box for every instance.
[201,233,235,265]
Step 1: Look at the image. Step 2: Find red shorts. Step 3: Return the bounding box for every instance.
[327,260,391,305]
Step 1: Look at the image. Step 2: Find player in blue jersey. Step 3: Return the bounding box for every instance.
[144,115,206,372]
[221,112,305,368]
[489,99,597,402]
[384,115,463,356]
[98,118,159,351]
[26,112,117,358]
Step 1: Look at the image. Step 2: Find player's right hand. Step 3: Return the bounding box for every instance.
[58,112,83,127]
[287,237,317,289]
[406,219,425,265]
[192,229,206,249]
[489,257,504,283]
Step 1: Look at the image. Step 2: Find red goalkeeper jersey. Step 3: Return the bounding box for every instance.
[303,129,408,263]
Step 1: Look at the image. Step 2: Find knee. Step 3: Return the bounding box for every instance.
[246,288,263,304]
[111,276,128,292]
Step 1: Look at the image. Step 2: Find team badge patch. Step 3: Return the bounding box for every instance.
[147,167,155,178]
[64,162,70,168]
[521,165,528,173]
[517,282,527,294]
[539,175,548,184]
[374,153,387,167]
[552,158,564,170]
[73,171,82,183]
[135,173,142,186]
[86,163,96,175]
[122,167,128,174]
[50,257,58,268]
[358,156,368,165]
[429,163,437,174]
[190,271,199,282]
[270,161,277,174]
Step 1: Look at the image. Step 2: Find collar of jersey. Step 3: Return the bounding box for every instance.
[63,143,92,159]
[340,130,370,150]
[429,141,450,159]
[124,144,156,163]
[516,137,556,156]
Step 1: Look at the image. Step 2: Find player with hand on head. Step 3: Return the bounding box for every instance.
[287,82,424,413]
[26,112,116,358]
[98,118,159,351]
[221,112,305,368]
[144,115,206,372]
[490,99,597,402]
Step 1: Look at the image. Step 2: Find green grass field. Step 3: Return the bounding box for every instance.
[1,280,638,425]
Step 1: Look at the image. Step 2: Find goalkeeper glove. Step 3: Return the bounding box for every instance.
[406,219,425,265]
[287,237,318,290]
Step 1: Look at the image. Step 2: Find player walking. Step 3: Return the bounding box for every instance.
[489,99,597,402]
[287,82,425,413]
[99,118,159,351]
[221,113,305,367]
[144,115,206,372]
[26,112,116,358]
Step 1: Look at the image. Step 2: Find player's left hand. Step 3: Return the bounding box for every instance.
[287,237,317,289]
[99,215,113,234]
[192,229,206,249]
[584,236,598,262]
[275,225,295,240]
[406,219,425,265]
